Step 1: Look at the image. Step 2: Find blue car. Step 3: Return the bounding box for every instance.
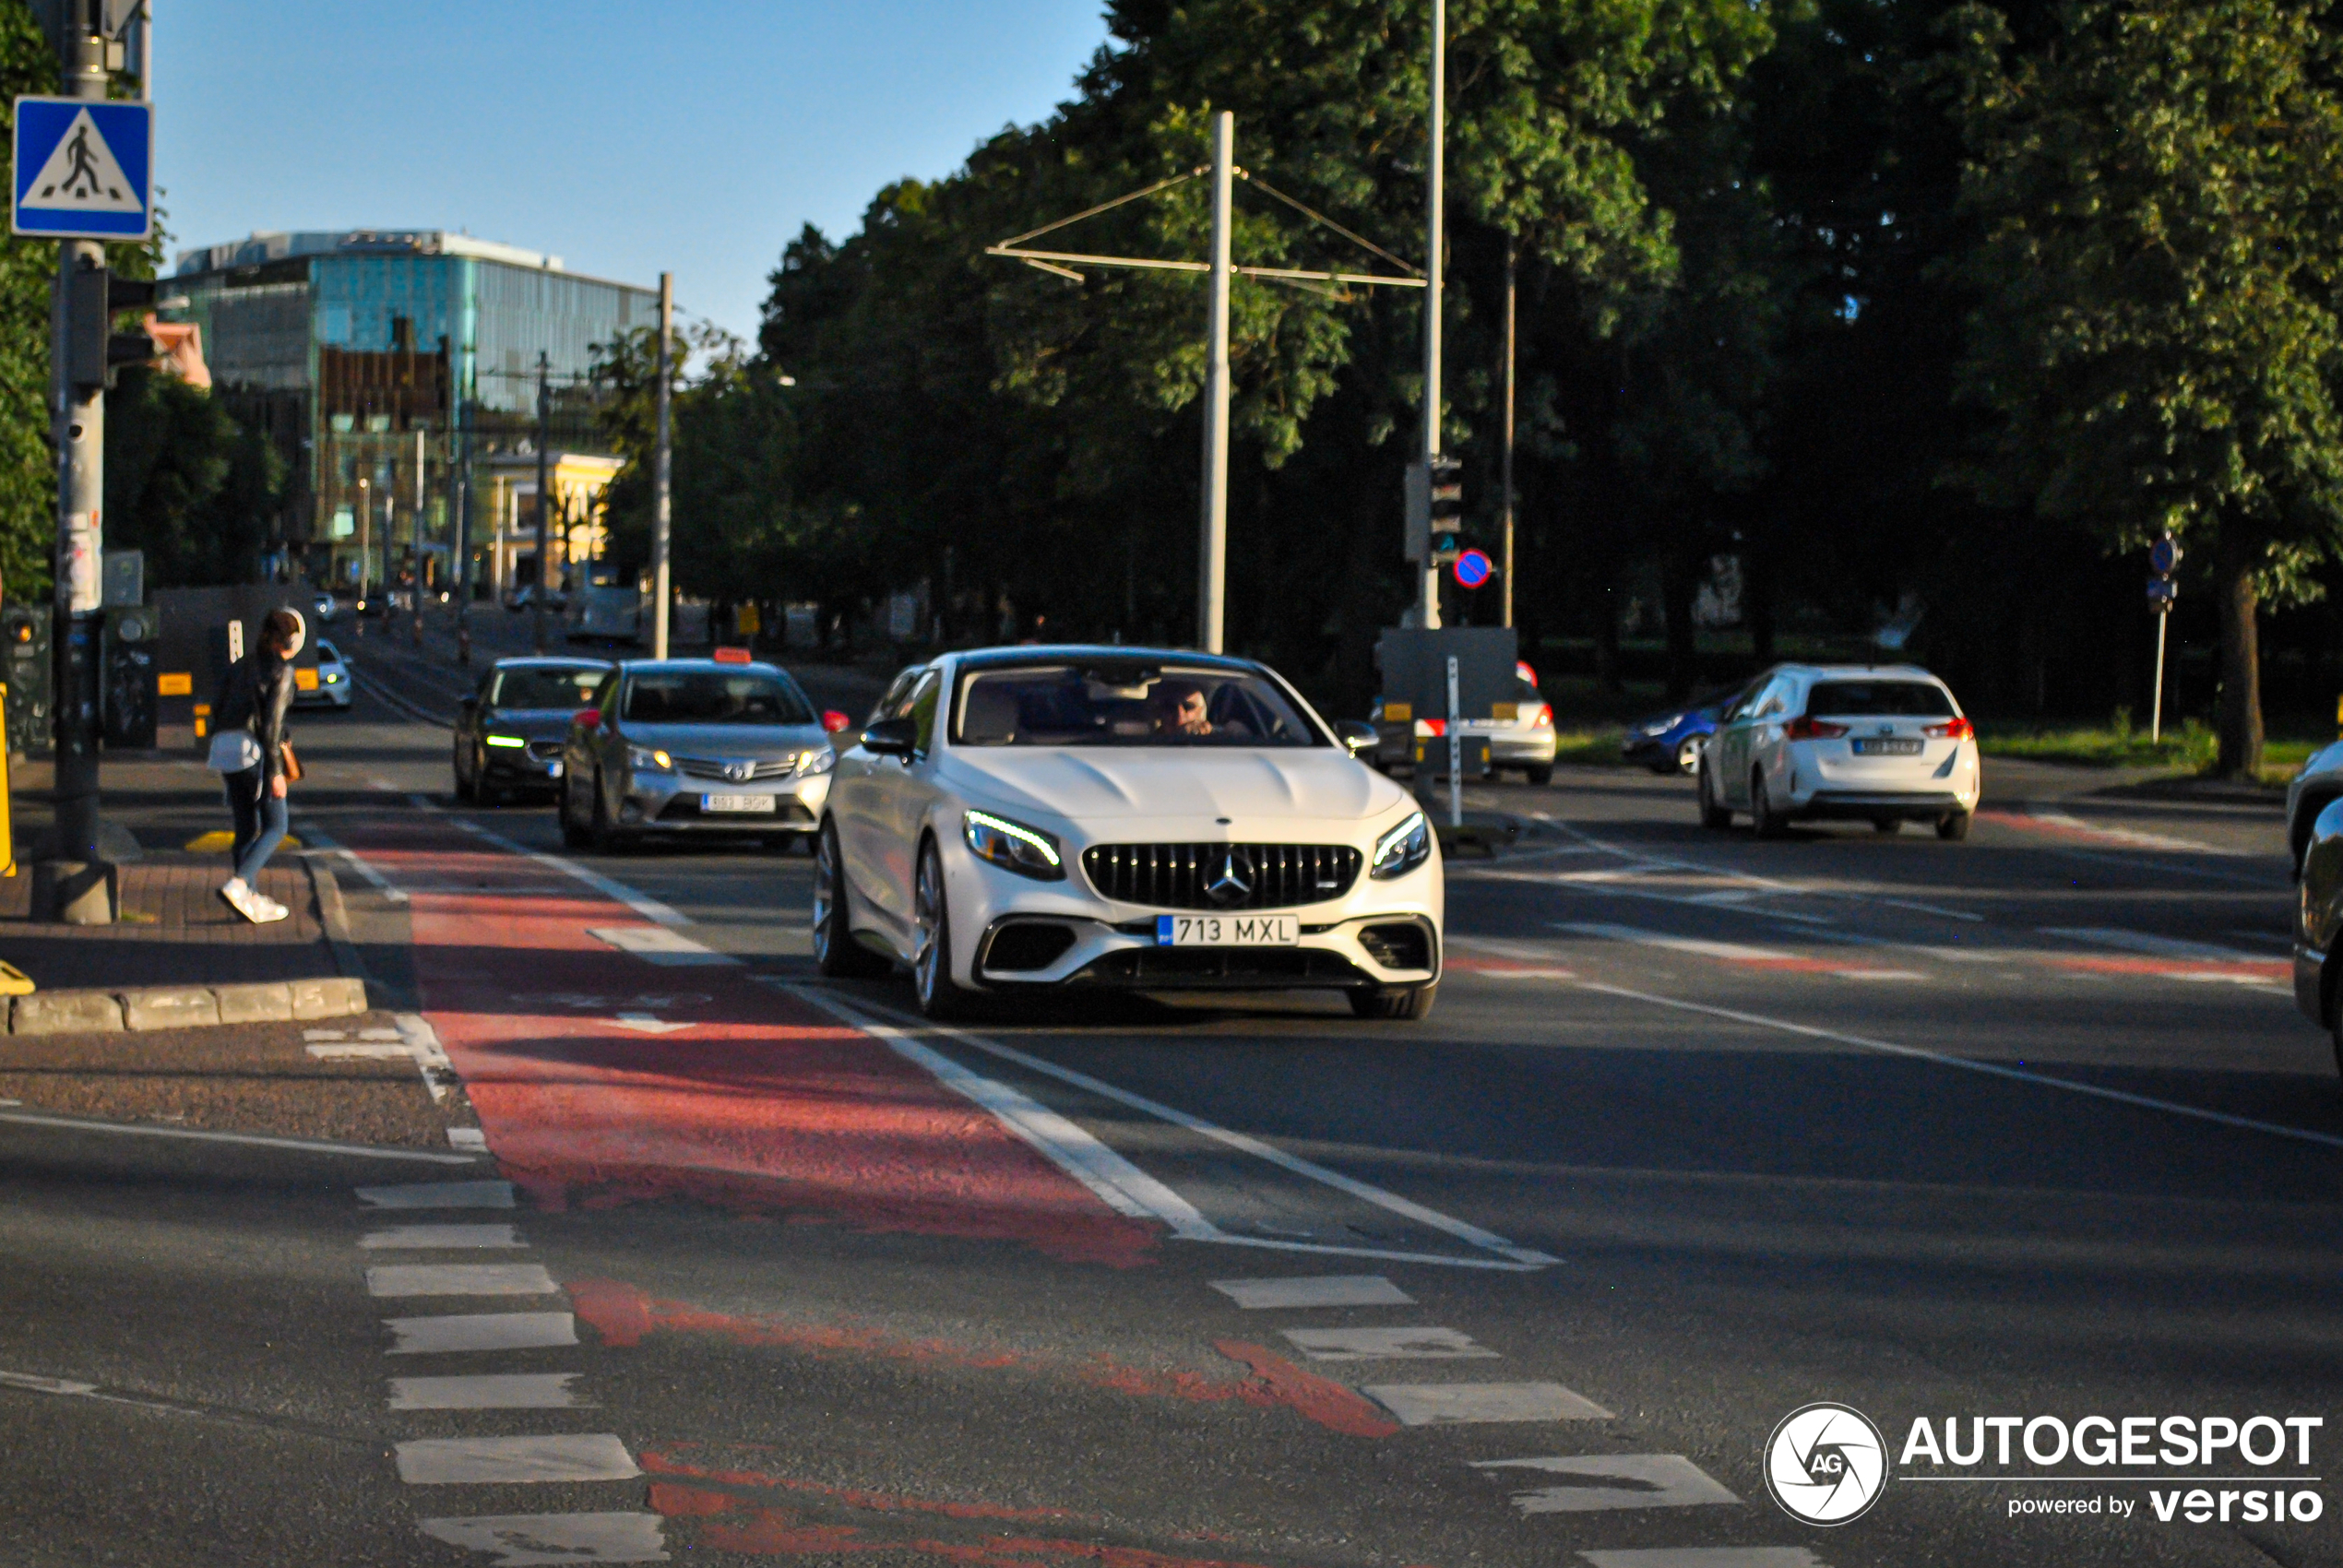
[1622,683,1753,775]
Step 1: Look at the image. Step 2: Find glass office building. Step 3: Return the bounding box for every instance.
[169,230,657,591]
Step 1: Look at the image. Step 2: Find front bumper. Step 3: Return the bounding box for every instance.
[621,769,830,834]
[483,742,566,790]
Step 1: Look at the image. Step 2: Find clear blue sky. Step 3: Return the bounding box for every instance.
[158,1,1113,339]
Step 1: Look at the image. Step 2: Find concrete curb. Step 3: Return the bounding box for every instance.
[9,976,368,1036]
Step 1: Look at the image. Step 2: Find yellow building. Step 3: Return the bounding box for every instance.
[482,450,624,600]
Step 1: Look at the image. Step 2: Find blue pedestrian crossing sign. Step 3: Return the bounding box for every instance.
[11,97,152,240]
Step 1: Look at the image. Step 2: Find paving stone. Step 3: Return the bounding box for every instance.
[214,981,295,1024]
[120,987,223,1031]
[291,975,367,1019]
[11,991,125,1035]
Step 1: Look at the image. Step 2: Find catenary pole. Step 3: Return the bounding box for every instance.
[1418,0,1445,633]
[1501,240,1516,630]
[46,6,112,921]
[1197,112,1233,654]
[652,272,672,659]
[533,351,551,655]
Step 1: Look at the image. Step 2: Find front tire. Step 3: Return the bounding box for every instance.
[590,776,629,854]
[912,841,979,1020]
[453,742,476,803]
[813,820,890,979]
[1350,982,1437,1020]
[1751,771,1788,839]
[1523,764,1553,787]
[559,772,592,849]
[1937,810,1972,841]
[1698,762,1732,830]
[1873,816,1900,835]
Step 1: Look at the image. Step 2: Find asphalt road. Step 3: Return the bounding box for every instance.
[3,636,2337,1568]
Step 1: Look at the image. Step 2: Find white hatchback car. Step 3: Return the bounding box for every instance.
[1697,664,1980,839]
[815,647,1445,1021]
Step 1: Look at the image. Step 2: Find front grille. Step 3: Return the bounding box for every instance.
[1081,843,1362,910]
[527,740,563,760]
[674,754,798,782]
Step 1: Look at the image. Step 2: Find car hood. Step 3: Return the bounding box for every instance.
[620,721,831,758]
[482,708,583,741]
[937,747,1406,824]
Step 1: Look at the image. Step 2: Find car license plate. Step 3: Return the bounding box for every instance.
[1852,738,1923,755]
[545,761,564,778]
[700,793,775,814]
[1156,914,1298,946]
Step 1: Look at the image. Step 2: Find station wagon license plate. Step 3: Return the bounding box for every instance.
[700,793,775,813]
[1852,738,1923,756]
[1156,914,1298,946]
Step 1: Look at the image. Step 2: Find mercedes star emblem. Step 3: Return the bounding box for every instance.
[1206,849,1255,908]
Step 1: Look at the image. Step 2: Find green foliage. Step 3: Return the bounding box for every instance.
[103,365,286,587]
[0,2,54,600]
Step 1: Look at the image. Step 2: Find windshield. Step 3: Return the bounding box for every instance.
[1805,680,1956,718]
[622,670,814,726]
[954,662,1324,748]
[489,666,606,710]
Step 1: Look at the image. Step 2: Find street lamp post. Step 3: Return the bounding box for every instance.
[533,351,551,655]
[652,272,673,659]
[1418,0,1446,633]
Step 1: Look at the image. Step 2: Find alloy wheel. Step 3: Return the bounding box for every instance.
[913,849,945,1006]
[813,828,839,966]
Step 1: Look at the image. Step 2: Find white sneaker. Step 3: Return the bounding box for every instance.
[218,878,256,921]
[247,893,291,924]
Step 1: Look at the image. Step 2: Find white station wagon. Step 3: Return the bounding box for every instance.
[815,647,1445,1021]
[1697,664,1980,839]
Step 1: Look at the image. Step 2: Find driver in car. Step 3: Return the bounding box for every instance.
[1151,679,1215,738]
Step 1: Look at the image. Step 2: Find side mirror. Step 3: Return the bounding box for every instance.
[861,717,918,758]
[1335,719,1378,758]
[822,709,850,735]
[575,708,602,731]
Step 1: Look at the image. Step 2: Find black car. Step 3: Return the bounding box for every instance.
[454,657,612,805]
[2294,794,2343,1081]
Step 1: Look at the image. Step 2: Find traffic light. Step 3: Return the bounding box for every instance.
[1427,456,1464,562]
[65,266,158,390]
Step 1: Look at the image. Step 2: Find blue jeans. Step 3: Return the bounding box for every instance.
[224,766,287,885]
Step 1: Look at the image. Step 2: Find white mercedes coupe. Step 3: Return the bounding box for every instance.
[814,647,1444,1021]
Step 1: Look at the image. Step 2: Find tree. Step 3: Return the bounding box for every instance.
[103,364,283,587]
[0,2,54,600]
[1945,0,2343,773]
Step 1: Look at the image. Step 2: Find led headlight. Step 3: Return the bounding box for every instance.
[964,808,1064,881]
[626,744,673,771]
[483,732,525,749]
[1370,811,1432,880]
[797,748,838,777]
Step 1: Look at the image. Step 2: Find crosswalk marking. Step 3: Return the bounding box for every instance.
[1363,1382,1612,1424]
[1280,1326,1497,1360]
[357,1181,515,1209]
[1211,1276,1414,1309]
[384,1313,578,1355]
[362,1224,526,1250]
[1476,1453,1739,1514]
[395,1433,640,1484]
[366,1264,558,1298]
[417,1513,668,1565]
[387,1373,588,1410]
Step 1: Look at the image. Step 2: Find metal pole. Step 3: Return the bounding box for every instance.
[46,14,110,922]
[2151,610,2169,744]
[454,398,470,665]
[532,351,550,655]
[1501,240,1516,631]
[354,473,370,636]
[651,272,673,659]
[1445,653,1462,828]
[1197,111,1233,654]
[1418,0,1445,634]
[410,425,424,645]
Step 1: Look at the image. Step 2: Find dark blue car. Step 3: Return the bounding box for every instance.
[1621,683,1753,775]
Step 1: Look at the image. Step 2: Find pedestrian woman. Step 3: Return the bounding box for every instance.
[208,608,303,922]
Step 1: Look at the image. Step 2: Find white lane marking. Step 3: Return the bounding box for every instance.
[1366,1382,1612,1424]
[789,986,1212,1235]
[358,1028,405,1040]
[1531,821,1987,921]
[386,1313,578,1355]
[388,1373,589,1410]
[446,816,688,926]
[0,1369,97,1396]
[293,821,410,903]
[417,1513,668,1565]
[798,988,1559,1270]
[362,1224,525,1250]
[1582,1550,1829,1568]
[303,1028,349,1040]
[2026,805,2236,855]
[0,1109,476,1163]
[1212,1276,1413,1309]
[398,1015,461,1104]
[367,1264,558,1298]
[358,1180,515,1209]
[612,1013,691,1034]
[1833,969,1927,981]
[1561,922,1790,963]
[586,925,739,966]
[2039,926,2276,965]
[396,1433,640,1484]
[1577,980,2343,1152]
[1477,1454,1740,1514]
[308,1043,414,1060]
[447,1128,490,1153]
[1281,1325,1498,1360]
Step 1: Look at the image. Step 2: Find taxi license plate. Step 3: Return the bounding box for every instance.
[701,793,775,814]
[1852,738,1923,756]
[1156,914,1298,946]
